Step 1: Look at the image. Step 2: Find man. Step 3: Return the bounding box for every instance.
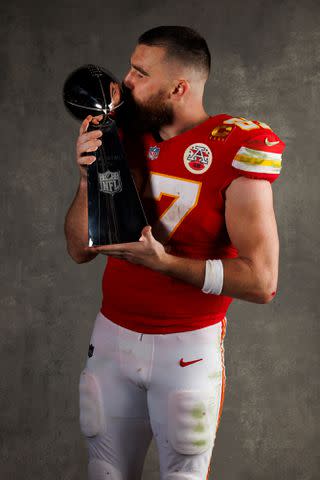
[64,26,285,480]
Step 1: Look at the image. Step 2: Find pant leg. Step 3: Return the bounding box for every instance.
[79,312,153,480]
[147,319,227,480]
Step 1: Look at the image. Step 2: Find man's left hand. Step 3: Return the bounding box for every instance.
[84,226,169,272]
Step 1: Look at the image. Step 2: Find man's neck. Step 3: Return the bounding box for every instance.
[158,110,210,141]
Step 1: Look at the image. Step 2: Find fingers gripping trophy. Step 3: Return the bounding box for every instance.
[63,65,148,246]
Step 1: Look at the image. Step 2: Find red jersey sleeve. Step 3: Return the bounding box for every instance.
[230,127,285,183]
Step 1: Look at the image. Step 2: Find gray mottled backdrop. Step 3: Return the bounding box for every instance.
[0,0,319,478]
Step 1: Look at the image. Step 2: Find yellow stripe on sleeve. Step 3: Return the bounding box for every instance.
[232,146,282,174]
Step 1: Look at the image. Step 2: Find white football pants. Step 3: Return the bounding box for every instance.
[79,311,227,480]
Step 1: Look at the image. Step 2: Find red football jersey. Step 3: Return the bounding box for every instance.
[100,114,285,333]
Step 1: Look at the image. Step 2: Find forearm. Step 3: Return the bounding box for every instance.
[160,253,277,304]
[64,177,98,264]
[221,256,277,303]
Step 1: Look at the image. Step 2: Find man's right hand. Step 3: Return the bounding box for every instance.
[76,114,104,179]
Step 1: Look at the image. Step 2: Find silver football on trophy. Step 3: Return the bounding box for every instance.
[63,64,123,121]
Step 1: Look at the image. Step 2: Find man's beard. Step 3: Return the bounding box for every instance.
[118,83,174,134]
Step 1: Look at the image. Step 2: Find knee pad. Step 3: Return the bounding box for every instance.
[168,390,217,455]
[165,473,201,480]
[79,369,106,437]
[88,459,122,480]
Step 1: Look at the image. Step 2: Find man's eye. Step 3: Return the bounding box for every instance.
[134,70,144,78]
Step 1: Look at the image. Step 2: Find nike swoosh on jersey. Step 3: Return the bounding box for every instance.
[179,357,203,367]
[265,138,280,147]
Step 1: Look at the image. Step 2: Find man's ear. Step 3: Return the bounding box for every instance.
[171,79,189,99]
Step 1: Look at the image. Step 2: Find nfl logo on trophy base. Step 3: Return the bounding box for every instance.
[99,170,123,196]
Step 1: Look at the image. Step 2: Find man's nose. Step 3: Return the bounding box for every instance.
[123,70,134,90]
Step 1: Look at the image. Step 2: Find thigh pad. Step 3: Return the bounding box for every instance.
[79,369,105,437]
[168,389,218,455]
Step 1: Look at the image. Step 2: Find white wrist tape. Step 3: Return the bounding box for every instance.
[202,259,224,295]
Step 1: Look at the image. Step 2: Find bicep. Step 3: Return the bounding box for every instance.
[225,177,279,267]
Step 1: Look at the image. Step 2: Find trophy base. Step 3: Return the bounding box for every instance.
[87,162,148,246]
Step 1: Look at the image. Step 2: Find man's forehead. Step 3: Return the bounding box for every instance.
[130,44,167,70]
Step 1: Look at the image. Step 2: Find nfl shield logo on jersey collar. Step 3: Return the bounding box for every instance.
[184,143,213,174]
[148,145,160,160]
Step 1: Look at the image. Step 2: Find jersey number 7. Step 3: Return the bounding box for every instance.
[149,172,202,239]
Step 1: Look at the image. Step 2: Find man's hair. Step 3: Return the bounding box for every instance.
[138,26,211,79]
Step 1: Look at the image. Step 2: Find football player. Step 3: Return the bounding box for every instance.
[64,26,285,480]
